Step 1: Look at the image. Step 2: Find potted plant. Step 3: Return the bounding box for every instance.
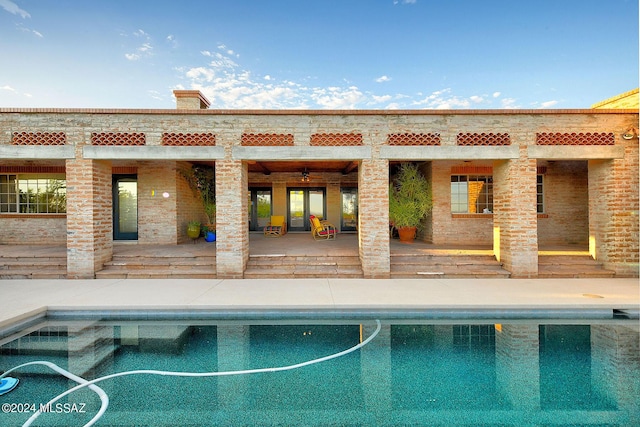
[187,220,201,241]
[203,200,216,242]
[389,163,432,243]
[181,164,216,241]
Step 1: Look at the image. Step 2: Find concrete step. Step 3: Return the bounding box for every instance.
[95,268,217,279]
[244,255,364,278]
[96,254,217,279]
[390,253,509,279]
[0,269,67,279]
[538,255,615,278]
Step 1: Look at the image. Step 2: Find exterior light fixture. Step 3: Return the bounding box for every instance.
[622,127,637,140]
[301,168,310,182]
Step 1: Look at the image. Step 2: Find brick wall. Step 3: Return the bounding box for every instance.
[138,161,180,244]
[537,161,589,246]
[430,161,494,245]
[589,137,639,276]
[0,216,66,244]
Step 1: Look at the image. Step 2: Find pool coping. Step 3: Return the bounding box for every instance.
[1,277,638,334]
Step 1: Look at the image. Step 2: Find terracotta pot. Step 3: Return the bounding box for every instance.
[397,226,416,243]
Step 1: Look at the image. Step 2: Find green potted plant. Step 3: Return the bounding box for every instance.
[181,164,216,241]
[389,163,432,243]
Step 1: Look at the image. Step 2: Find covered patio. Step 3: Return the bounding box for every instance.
[0,234,610,279]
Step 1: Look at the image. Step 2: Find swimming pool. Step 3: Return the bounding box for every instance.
[1,313,638,426]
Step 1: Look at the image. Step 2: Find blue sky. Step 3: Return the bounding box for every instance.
[0,0,638,109]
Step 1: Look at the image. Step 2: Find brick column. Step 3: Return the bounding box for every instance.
[493,147,538,277]
[66,158,112,278]
[591,325,640,424]
[217,325,250,409]
[215,160,248,278]
[495,324,540,409]
[358,159,390,278]
[361,323,391,420]
[588,140,639,276]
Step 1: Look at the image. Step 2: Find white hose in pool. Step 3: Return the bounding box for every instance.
[1,319,381,427]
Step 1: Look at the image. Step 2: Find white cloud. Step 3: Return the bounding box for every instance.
[0,0,29,18]
[124,30,153,61]
[179,46,520,110]
[500,98,518,109]
[539,100,558,108]
[375,75,391,83]
[1,85,17,92]
[493,92,501,98]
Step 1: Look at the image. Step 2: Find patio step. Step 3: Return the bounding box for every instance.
[244,255,364,278]
[0,256,67,279]
[390,253,510,279]
[96,254,217,279]
[538,254,615,278]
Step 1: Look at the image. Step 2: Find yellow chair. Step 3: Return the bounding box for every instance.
[263,215,287,237]
[310,215,337,240]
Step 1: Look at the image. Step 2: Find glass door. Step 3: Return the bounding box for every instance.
[248,188,272,231]
[287,188,325,231]
[341,187,358,232]
[113,175,138,240]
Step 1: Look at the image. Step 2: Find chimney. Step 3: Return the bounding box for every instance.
[173,90,211,110]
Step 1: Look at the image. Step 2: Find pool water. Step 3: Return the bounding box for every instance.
[1,318,638,426]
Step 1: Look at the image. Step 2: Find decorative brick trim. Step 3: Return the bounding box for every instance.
[162,132,216,146]
[536,132,615,145]
[0,166,65,173]
[451,166,493,175]
[310,133,363,146]
[11,132,66,145]
[112,167,138,174]
[537,214,549,218]
[241,133,294,146]
[457,133,510,146]
[386,132,441,146]
[91,132,145,146]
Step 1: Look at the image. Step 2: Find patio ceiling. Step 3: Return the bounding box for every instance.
[247,160,358,175]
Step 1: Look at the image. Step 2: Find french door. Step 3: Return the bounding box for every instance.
[341,187,358,232]
[113,175,138,240]
[248,188,272,231]
[287,188,325,231]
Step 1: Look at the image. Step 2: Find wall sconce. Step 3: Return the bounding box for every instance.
[622,127,638,140]
[301,168,310,182]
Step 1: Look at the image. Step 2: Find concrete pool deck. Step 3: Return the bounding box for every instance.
[0,277,638,329]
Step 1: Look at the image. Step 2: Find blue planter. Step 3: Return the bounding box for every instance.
[204,231,216,242]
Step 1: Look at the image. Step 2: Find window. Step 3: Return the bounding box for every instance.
[0,174,66,213]
[536,174,544,213]
[451,175,493,213]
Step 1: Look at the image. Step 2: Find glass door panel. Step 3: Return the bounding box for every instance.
[113,175,138,240]
[341,188,358,232]
[309,190,324,220]
[248,188,272,231]
[287,188,325,231]
[289,190,305,230]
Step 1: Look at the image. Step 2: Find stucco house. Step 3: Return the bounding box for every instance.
[0,89,637,279]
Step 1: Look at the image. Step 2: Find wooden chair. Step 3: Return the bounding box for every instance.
[263,215,287,237]
[310,215,337,240]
